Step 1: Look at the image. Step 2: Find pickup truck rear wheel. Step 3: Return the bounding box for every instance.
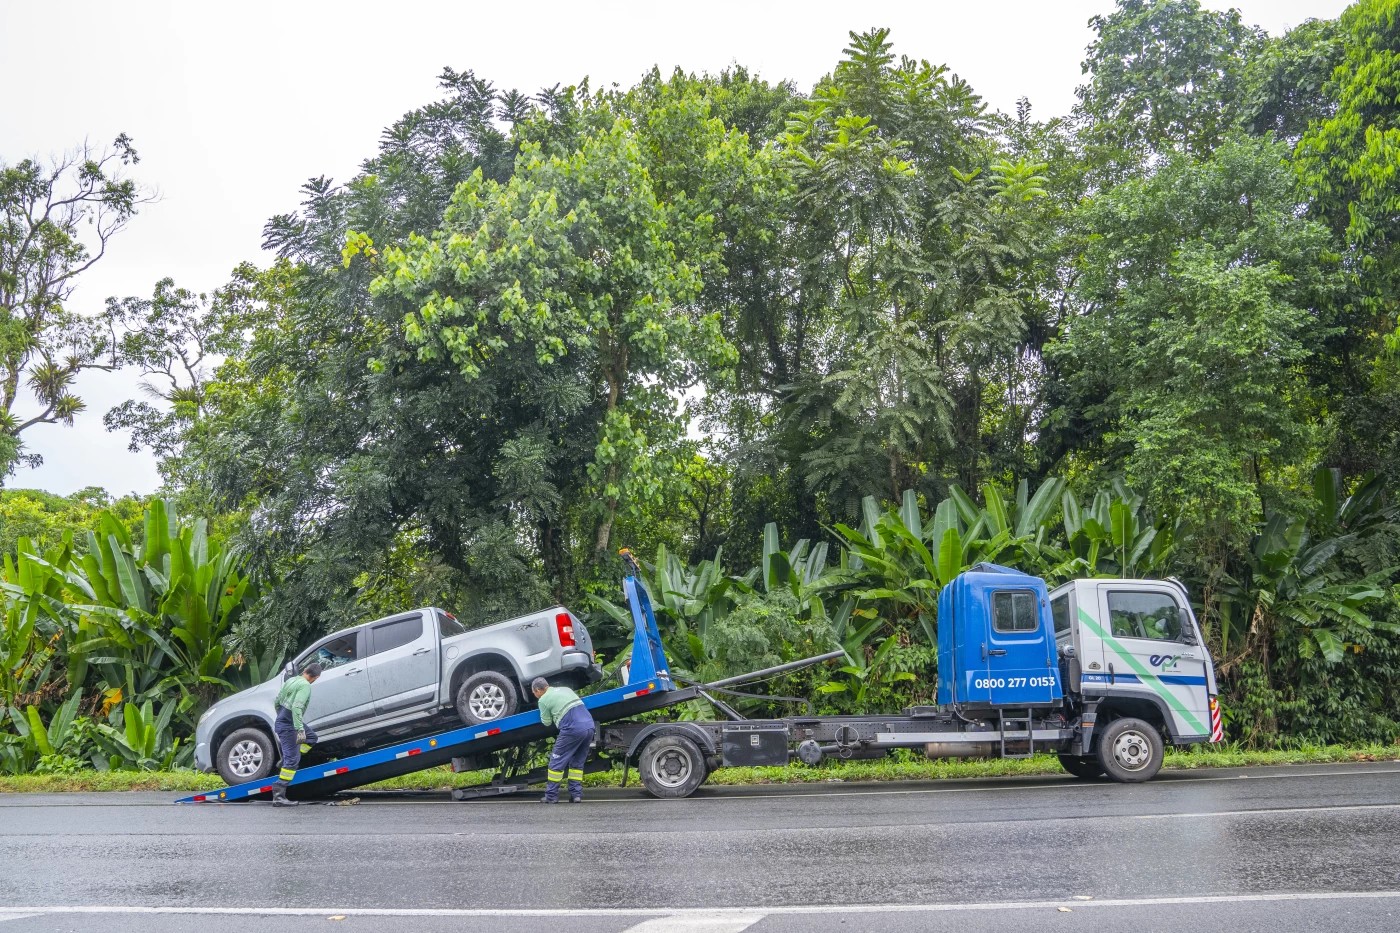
[216,727,276,785]
[1095,717,1163,783]
[455,671,519,726]
[638,735,706,799]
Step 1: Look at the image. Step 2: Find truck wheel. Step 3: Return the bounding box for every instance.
[216,727,275,785]
[1095,718,1164,783]
[455,671,519,726]
[1057,753,1105,779]
[638,735,706,799]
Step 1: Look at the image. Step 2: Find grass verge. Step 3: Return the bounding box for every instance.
[1,742,1395,794]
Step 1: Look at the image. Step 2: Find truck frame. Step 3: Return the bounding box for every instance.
[177,557,1220,804]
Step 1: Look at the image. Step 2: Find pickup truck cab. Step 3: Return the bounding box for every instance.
[195,605,600,785]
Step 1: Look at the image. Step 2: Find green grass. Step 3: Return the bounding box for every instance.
[2,742,1395,794]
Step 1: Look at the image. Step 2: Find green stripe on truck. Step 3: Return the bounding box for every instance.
[1077,607,1208,735]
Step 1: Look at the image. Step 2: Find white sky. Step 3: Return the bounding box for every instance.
[1,0,1350,496]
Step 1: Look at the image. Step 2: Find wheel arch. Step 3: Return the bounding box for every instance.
[211,713,276,761]
[624,722,718,764]
[1092,694,1174,743]
[448,650,527,702]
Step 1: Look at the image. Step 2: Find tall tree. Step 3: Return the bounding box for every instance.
[1077,0,1263,170]
[1049,136,1341,554]
[0,136,151,478]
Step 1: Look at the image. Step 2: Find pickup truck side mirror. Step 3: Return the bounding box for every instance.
[282,661,297,680]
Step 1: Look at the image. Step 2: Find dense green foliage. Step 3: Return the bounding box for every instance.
[4,1,1400,772]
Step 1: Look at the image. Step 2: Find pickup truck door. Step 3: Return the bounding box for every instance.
[301,629,376,731]
[1086,583,1212,739]
[366,612,439,715]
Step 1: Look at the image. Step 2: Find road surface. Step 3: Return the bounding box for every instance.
[2,762,1399,931]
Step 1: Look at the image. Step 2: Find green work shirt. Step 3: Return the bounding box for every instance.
[275,676,313,730]
[537,686,583,728]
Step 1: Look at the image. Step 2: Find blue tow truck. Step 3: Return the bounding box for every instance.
[178,557,1220,804]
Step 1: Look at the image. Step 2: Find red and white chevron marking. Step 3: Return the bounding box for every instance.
[1209,696,1224,742]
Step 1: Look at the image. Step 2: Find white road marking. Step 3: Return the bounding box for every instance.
[620,915,764,933]
[0,914,37,924]
[6,890,1400,918]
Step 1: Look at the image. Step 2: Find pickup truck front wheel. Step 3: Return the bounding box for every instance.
[456,671,519,726]
[215,727,276,785]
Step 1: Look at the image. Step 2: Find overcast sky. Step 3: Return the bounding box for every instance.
[1,0,1351,497]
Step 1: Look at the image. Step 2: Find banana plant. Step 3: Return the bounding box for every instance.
[831,479,1065,645]
[0,535,82,709]
[1060,479,1175,579]
[1215,470,1397,667]
[93,700,186,771]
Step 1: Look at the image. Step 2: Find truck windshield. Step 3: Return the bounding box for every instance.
[438,611,467,638]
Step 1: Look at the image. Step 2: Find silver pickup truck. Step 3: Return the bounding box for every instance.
[195,605,600,785]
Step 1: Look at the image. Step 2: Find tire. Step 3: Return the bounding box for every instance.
[1095,717,1164,783]
[1058,753,1105,779]
[216,727,276,785]
[638,735,706,799]
[455,671,519,726]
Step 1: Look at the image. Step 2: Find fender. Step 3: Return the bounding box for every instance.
[623,722,718,763]
[1091,687,1198,743]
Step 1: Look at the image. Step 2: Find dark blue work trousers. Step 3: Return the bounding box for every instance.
[273,707,318,786]
[544,704,595,801]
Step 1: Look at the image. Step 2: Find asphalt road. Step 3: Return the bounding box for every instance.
[2,762,1400,932]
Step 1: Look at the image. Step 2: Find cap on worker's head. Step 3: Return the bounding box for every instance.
[531,677,550,695]
[304,662,324,679]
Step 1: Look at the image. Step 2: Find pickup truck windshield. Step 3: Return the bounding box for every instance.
[438,611,467,638]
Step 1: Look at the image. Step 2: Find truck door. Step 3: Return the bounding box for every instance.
[300,629,375,731]
[982,587,1062,705]
[366,613,439,716]
[1087,584,1212,739]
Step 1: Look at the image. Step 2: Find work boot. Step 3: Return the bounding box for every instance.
[569,794,583,804]
[271,786,299,807]
[539,796,558,804]
[541,779,560,803]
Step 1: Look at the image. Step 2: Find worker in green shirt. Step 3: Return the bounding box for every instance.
[270,662,322,807]
[533,677,595,803]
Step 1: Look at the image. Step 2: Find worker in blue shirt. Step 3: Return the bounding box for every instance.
[533,677,595,803]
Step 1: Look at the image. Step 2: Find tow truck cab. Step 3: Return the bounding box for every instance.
[936,564,1221,747]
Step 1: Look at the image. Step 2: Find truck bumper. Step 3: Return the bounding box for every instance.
[560,651,605,684]
[194,740,212,772]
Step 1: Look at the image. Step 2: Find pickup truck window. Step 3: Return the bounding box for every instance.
[1107,591,1182,641]
[370,616,423,655]
[308,631,359,671]
[438,611,467,638]
[1051,594,1070,635]
[992,590,1039,633]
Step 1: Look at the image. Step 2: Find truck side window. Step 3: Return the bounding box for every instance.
[370,616,424,655]
[1051,595,1070,635]
[1106,592,1183,641]
[992,590,1039,633]
[308,632,358,671]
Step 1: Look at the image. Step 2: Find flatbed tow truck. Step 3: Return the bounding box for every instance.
[177,552,1222,804]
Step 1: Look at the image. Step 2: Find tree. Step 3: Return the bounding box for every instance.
[1077,0,1263,169]
[1296,0,1400,315]
[374,114,736,560]
[1294,1,1400,488]
[1049,136,1342,555]
[102,268,262,475]
[0,136,152,478]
